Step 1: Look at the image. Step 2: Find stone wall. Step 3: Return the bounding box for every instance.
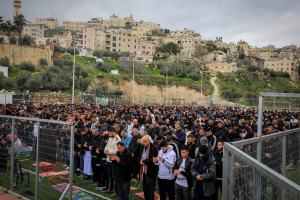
[0,44,51,66]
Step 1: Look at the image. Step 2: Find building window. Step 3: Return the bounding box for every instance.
[119,43,121,47]
[222,66,225,69]
[113,36,116,41]
[113,43,116,47]
[128,45,130,47]
[119,37,121,41]
[112,49,116,52]
[128,39,130,41]
[281,63,283,65]
[142,51,145,54]
[215,66,218,69]
[84,35,86,38]
[271,64,274,66]
[123,39,125,42]
[142,46,145,49]
[134,45,136,49]
[228,67,231,69]
[287,68,289,70]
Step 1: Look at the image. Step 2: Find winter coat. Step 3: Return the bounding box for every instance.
[173,157,194,189]
[191,152,216,197]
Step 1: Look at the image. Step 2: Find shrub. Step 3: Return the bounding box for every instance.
[66,47,79,55]
[160,68,175,76]
[247,65,259,72]
[39,58,48,67]
[187,73,200,81]
[19,61,35,71]
[96,62,111,73]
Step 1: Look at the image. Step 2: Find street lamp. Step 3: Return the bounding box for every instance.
[200,71,203,106]
[132,55,135,105]
[72,40,77,104]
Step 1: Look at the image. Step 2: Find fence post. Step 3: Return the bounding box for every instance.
[69,125,75,200]
[252,168,261,199]
[10,118,15,191]
[35,121,41,200]
[257,95,264,162]
[222,144,234,200]
[281,134,287,200]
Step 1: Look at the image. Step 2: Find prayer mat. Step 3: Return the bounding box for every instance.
[53,183,79,193]
[31,162,58,172]
[20,146,32,155]
[72,191,94,200]
[22,190,34,197]
[40,170,69,178]
[46,175,69,185]
[134,192,168,200]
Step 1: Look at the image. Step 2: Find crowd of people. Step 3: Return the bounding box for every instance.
[1,103,300,200]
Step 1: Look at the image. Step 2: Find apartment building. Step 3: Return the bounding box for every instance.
[105,30,141,54]
[228,42,237,54]
[279,50,295,60]
[123,15,134,25]
[103,15,125,27]
[170,28,196,37]
[206,62,233,73]
[175,35,200,57]
[22,23,44,40]
[62,21,87,31]
[237,40,251,56]
[201,51,227,63]
[262,44,276,52]
[132,27,148,40]
[76,28,106,51]
[259,51,279,59]
[35,17,58,28]
[86,18,103,29]
[139,42,156,55]
[52,31,72,48]
[133,21,161,31]
[264,58,296,77]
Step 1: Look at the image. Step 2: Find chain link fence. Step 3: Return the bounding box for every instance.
[223,128,300,200]
[0,115,74,200]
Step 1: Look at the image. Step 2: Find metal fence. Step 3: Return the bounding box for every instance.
[0,115,74,200]
[223,127,300,200]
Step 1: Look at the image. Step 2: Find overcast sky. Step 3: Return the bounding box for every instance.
[1,0,299,48]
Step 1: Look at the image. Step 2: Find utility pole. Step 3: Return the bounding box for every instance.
[201,71,203,106]
[72,40,77,104]
[132,56,135,105]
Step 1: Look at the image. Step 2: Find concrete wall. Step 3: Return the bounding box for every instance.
[0,66,8,77]
[0,44,51,66]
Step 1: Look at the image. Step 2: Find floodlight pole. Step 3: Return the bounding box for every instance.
[201,71,203,106]
[72,41,76,104]
[132,56,135,105]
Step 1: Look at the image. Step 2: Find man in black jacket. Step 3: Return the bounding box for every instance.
[128,128,142,179]
[173,145,193,200]
[212,140,224,200]
[96,127,109,188]
[138,135,158,200]
[88,127,102,184]
[187,134,196,159]
[112,142,132,200]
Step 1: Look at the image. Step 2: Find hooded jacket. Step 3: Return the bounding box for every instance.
[155,145,176,180]
[191,151,216,197]
[217,130,230,142]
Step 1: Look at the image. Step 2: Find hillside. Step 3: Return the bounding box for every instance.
[5,55,213,105]
[216,71,300,107]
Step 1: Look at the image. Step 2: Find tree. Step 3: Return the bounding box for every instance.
[298,63,300,76]
[19,61,35,71]
[2,21,16,43]
[19,35,35,46]
[164,29,170,34]
[39,58,48,68]
[0,56,13,71]
[239,48,245,59]
[194,44,207,58]
[79,77,91,90]
[54,44,66,53]
[13,14,27,44]
[25,76,41,90]
[81,69,89,78]
[66,47,79,55]
[16,70,31,92]
[247,65,259,72]
[10,36,17,44]
[157,42,181,55]
[96,62,111,72]
[0,72,15,90]
[75,65,82,80]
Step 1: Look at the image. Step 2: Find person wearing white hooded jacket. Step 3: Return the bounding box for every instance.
[153,140,176,200]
